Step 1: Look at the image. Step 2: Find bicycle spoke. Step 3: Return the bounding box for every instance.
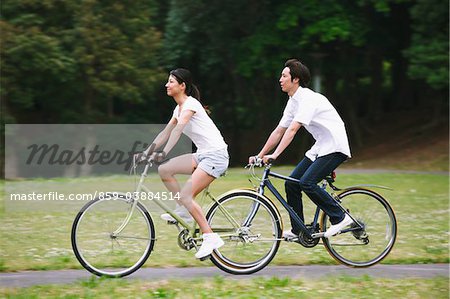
[114,235,153,241]
[72,197,155,277]
[322,189,397,267]
[207,191,281,274]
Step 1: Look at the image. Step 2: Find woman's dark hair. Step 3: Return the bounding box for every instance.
[284,59,310,87]
[169,68,201,100]
[170,68,211,114]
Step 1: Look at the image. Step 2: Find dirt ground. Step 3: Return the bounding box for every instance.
[345,111,449,171]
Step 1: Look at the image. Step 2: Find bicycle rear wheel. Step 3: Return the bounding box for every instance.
[206,190,282,275]
[321,188,397,267]
[71,194,155,277]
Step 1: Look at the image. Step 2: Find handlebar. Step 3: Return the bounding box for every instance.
[246,156,274,168]
[246,159,340,190]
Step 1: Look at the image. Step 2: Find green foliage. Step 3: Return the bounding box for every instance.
[1,0,165,123]
[1,276,448,298]
[1,0,448,162]
[404,0,449,90]
[1,20,76,112]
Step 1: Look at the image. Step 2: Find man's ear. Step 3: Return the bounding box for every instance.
[293,77,300,84]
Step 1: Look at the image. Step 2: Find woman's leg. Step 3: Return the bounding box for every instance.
[179,167,215,233]
[158,153,196,195]
[179,166,225,258]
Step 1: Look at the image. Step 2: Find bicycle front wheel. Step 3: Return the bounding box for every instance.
[206,190,282,275]
[321,188,397,267]
[71,194,155,277]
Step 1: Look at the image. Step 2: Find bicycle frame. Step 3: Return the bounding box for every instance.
[111,161,210,240]
[254,165,362,239]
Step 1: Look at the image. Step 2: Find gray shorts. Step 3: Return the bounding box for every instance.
[193,148,229,178]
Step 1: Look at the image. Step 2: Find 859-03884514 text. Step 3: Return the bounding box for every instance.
[9,191,180,201]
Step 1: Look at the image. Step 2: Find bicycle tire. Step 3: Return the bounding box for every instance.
[206,190,282,275]
[71,193,155,277]
[321,188,397,267]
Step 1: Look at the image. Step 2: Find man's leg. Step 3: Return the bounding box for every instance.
[298,153,347,224]
[285,157,312,234]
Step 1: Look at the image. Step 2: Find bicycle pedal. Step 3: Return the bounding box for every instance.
[284,236,299,242]
[198,254,211,261]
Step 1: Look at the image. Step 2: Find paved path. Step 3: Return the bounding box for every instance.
[1,264,448,288]
[337,168,448,176]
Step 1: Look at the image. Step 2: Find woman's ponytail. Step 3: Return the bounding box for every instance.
[189,83,201,101]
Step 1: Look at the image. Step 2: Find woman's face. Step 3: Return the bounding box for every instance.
[165,75,185,97]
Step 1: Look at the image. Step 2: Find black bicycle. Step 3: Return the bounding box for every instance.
[206,161,397,275]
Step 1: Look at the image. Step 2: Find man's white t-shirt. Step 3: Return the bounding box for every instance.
[173,96,227,154]
[278,87,351,161]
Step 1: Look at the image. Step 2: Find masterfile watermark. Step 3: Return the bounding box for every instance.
[5,124,192,178]
[4,124,192,211]
[25,141,149,171]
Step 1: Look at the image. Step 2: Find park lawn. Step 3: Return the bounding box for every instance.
[1,275,448,298]
[0,167,448,272]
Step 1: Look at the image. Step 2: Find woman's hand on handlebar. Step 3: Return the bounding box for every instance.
[134,151,149,164]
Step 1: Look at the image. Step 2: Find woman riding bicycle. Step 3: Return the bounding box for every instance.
[249,58,352,239]
[137,68,228,259]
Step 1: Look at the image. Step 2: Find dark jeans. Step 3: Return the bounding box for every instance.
[285,152,348,234]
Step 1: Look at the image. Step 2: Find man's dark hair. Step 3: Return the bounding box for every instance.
[284,59,310,87]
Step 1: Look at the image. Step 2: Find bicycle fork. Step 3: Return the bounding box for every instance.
[111,163,150,238]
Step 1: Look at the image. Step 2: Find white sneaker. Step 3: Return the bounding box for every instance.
[195,233,224,259]
[160,204,193,223]
[324,214,354,238]
[283,230,298,239]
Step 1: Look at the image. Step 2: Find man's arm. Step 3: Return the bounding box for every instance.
[249,126,287,162]
[263,121,302,163]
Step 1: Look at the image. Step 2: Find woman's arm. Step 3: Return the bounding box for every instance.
[160,110,194,156]
[143,117,177,155]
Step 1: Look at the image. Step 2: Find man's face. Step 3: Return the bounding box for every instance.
[279,67,298,95]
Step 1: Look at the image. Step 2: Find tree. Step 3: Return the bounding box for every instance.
[404,0,449,127]
[1,0,165,123]
[1,2,77,123]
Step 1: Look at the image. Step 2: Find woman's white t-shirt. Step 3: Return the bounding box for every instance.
[173,96,227,154]
[278,87,351,161]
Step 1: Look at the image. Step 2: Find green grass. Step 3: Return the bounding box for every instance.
[1,275,448,298]
[0,168,449,272]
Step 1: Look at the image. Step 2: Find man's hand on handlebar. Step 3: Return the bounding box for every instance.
[262,154,277,165]
[248,154,277,167]
[248,155,263,167]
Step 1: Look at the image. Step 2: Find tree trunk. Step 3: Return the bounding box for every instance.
[367,51,383,121]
